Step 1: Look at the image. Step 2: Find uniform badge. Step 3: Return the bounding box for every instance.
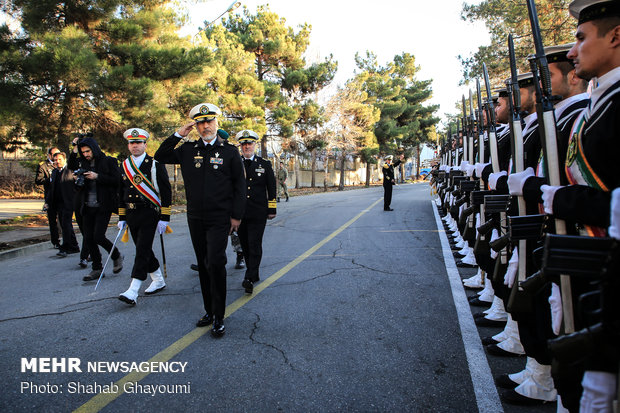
[131,129,139,137]
[256,167,265,177]
[194,155,203,168]
[566,134,578,166]
[134,175,143,185]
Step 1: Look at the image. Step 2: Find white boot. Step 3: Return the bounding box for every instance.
[515,360,557,402]
[119,278,142,306]
[145,267,166,295]
[496,316,525,355]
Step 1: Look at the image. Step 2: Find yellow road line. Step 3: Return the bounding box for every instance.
[74,197,382,413]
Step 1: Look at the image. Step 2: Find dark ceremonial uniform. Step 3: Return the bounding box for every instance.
[155,134,245,320]
[119,154,171,281]
[239,155,276,284]
[382,158,401,211]
[553,73,620,233]
[47,165,79,253]
[36,158,61,247]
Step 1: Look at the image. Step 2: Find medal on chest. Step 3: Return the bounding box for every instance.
[210,152,223,169]
[255,167,265,176]
[133,174,143,185]
[194,155,203,168]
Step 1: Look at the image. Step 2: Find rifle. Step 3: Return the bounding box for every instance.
[468,89,476,165]
[476,79,485,168]
[525,0,574,333]
[483,63,500,174]
[461,95,468,165]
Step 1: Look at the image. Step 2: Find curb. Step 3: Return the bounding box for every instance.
[0,241,55,262]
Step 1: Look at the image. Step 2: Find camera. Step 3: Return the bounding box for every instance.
[72,132,93,146]
[74,168,90,187]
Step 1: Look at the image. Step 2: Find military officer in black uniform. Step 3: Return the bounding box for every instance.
[155,103,245,338]
[236,130,276,294]
[382,154,404,211]
[117,128,172,306]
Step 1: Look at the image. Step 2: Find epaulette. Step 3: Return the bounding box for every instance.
[383,164,389,169]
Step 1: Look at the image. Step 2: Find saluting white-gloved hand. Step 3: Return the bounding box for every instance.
[465,164,476,177]
[475,162,490,178]
[609,188,620,240]
[459,161,470,172]
[541,185,563,214]
[118,220,126,230]
[488,171,507,190]
[157,220,169,235]
[549,283,563,335]
[508,167,535,196]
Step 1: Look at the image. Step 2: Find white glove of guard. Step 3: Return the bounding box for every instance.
[439,165,447,171]
[475,162,490,178]
[489,229,499,259]
[460,161,470,172]
[504,246,519,288]
[549,283,563,335]
[609,188,620,240]
[118,220,126,230]
[488,171,507,191]
[465,164,476,177]
[541,185,563,215]
[508,167,535,196]
[157,220,169,235]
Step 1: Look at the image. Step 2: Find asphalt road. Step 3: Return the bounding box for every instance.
[0,184,555,412]
[0,199,45,220]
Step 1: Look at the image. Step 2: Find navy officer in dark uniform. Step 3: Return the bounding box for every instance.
[235,130,276,294]
[382,153,404,211]
[117,128,172,306]
[155,103,245,337]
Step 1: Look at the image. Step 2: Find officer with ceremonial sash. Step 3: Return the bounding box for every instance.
[235,130,276,294]
[118,128,172,306]
[155,103,245,338]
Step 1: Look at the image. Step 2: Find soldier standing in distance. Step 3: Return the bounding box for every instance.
[155,103,245,338]
[277,161,289,202]
[36,147,61,248]
[382,154,404,211]
[117,128,171,306]
[235,130,276,294]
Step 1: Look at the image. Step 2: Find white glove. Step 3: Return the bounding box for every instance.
[507,167,535,196]
[489,229,499,259]
[541,184,563,214]
[465,164,475,177]
[475,162,490,178]
[488,171,507,190]
[549,283,563,335]
[609,188,620,240]
[118,220,126,230]
[459,161,470,172]
[157,220,169,234]
[439,165,447,171]
[504,246,519,287]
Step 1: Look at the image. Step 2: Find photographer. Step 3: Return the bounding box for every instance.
[69,135,123,281]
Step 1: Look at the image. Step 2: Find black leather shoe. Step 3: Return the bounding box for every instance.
[384,208,394,211]
[56,251,68,258]
[495,374,520,389]
[481,336,500,346]
[469,297,492,307]
[463,284,484,290]
[211,318,225,337]
[79,259,88,268]
[235,257,245,269]
[83,270,103,281]
[190,264,199,272]
[475,317,506,328]
[457,261,478,268]
[486,343,524,357]
[196,314,213,327]
[501,389,548,405]
[242,279,253,294]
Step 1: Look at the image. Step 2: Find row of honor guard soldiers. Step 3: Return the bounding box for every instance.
[430,1,619,411]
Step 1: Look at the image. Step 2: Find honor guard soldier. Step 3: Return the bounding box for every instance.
[117,128,172,306]
[382,154,404,211]
[155,103,245,338]
[236,130,277,294]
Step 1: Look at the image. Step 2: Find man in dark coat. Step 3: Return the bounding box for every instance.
[382,154,404,211]
[155,102,245,338]
[69,136,123,281]
[46,151,79,257]
[36,147,61,248]
[235,130,276,294]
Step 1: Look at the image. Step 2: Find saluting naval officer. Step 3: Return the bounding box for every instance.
[154,103,245,337]
[382,154,404,211]
[236,130,276,294]
[117,128,172,306]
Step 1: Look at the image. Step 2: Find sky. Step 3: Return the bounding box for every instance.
[183,0,491,123]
